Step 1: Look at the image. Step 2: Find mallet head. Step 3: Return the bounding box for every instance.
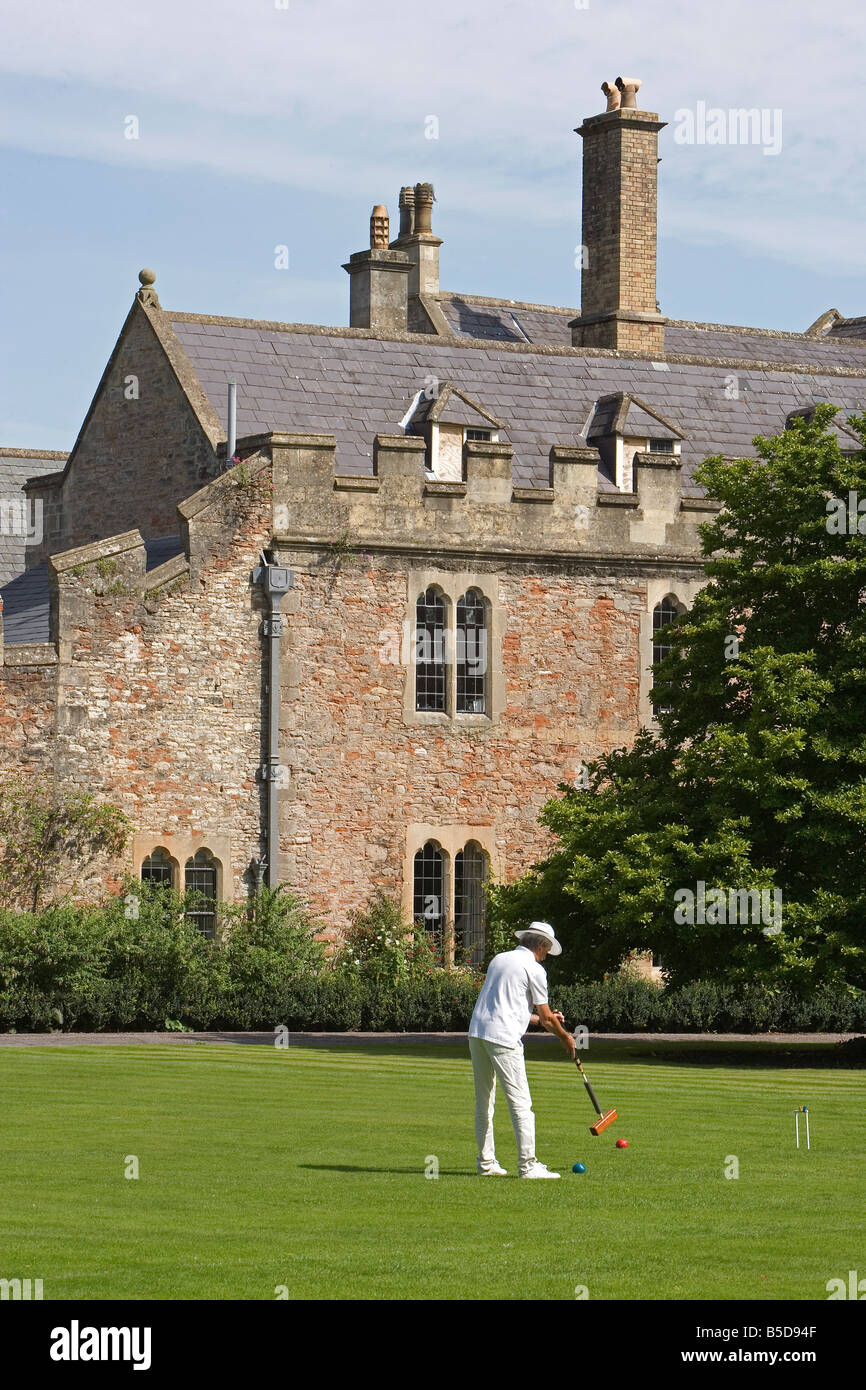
[590,1109,618,1136]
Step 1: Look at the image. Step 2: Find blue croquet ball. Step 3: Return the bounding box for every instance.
[572,1162,587,1174]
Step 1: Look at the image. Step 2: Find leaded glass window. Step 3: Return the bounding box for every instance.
[185,850,218,938]
[456,589,487,714]
[413,841,444,947]
[415,588,446,711]
[652,597,679,715]
[454,842,488,966]
[141,848,174,889]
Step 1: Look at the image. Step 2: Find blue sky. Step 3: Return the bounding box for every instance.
[3,0,865,450]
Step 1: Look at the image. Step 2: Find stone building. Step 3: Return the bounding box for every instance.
[2,81,865,957]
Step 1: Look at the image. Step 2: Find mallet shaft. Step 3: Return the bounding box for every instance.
[575,1057,603,1116]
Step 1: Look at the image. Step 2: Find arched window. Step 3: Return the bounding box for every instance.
[454,842,488,966]
[456,589,487,714]
[652,597,680,714]
[185,850,219,938]
[415,588,446,711]
[141,847,174,889]
[413,841,444,946]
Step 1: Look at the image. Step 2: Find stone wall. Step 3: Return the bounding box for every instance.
[25,295,223,567]
[277,550,647,926]
[264,429,708,928]
[0,459,274,905]
[0,429,709,931]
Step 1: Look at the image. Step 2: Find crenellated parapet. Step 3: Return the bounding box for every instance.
[259,430,716,564]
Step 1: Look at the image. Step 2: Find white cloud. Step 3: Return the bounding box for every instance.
[1,0,864,274]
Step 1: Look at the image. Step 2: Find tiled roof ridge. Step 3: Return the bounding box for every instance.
[0,448,68,459]
[167,310,866,378]
[670,317,817,340]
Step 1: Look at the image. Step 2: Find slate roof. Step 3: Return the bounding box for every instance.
[0,563,50,644]
[169,307,866,498]
[0,536,183,648]
[827,317,866,341]
[4,290,864,645]
[0,450,67,588]
[438,295,866,368]
[144,535,185,570]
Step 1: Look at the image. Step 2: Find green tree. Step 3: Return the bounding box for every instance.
[0,778,130,911]
[489,406,866,990]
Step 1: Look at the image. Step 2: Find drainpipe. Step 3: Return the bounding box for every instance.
[252,554,294,889]
[226,378,237,469]
[252,857,266,899]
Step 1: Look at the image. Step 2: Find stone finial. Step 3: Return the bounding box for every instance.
[370,205,389,249]
[601,81,620,112]
[615,76,642,109]
[398,186,415,238]
[136,267,159,306]
[413,182,435,234]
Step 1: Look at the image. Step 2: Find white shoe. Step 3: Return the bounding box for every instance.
[477,1161,508,1175]
[520,1162,561,1179]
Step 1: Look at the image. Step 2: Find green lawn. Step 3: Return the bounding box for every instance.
[1,1040,863,1300]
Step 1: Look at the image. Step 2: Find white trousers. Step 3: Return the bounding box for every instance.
[469,1036,537,1176]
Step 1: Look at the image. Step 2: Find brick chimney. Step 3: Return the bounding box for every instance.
[570,78,666,355]
[343,204,411,333]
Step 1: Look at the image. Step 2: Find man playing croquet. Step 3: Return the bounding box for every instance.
[468,921,576,1178]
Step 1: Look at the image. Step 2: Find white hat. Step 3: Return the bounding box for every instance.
[515,920,562,956]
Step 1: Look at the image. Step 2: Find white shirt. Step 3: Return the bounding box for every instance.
[468,946,549,1049]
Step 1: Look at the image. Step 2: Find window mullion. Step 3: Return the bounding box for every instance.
[446,603,456,718]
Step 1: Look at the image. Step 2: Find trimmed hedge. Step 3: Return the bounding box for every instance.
[553,979,866,1034]
[1,900,864,1033]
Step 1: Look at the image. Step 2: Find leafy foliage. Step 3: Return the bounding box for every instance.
[0,778,129,911]
[0,889,862,1033]
[331,889,480,985]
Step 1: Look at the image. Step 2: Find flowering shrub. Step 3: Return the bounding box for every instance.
[333,891,442,983]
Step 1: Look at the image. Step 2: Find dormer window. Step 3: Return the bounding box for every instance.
[406,382,506,482]
[587,393,686,492]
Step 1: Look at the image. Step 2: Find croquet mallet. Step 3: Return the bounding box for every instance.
[574,1053,618,1135]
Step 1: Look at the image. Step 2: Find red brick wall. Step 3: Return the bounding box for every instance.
[279,556,643,924]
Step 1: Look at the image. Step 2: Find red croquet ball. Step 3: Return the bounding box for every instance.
[616,1139,629,1148]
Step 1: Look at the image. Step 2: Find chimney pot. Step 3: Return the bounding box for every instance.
[398,186,415,238]
[388,181,442,304]
[413,182,435,234]
[370,205,389,249]
[615,76,642,109]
